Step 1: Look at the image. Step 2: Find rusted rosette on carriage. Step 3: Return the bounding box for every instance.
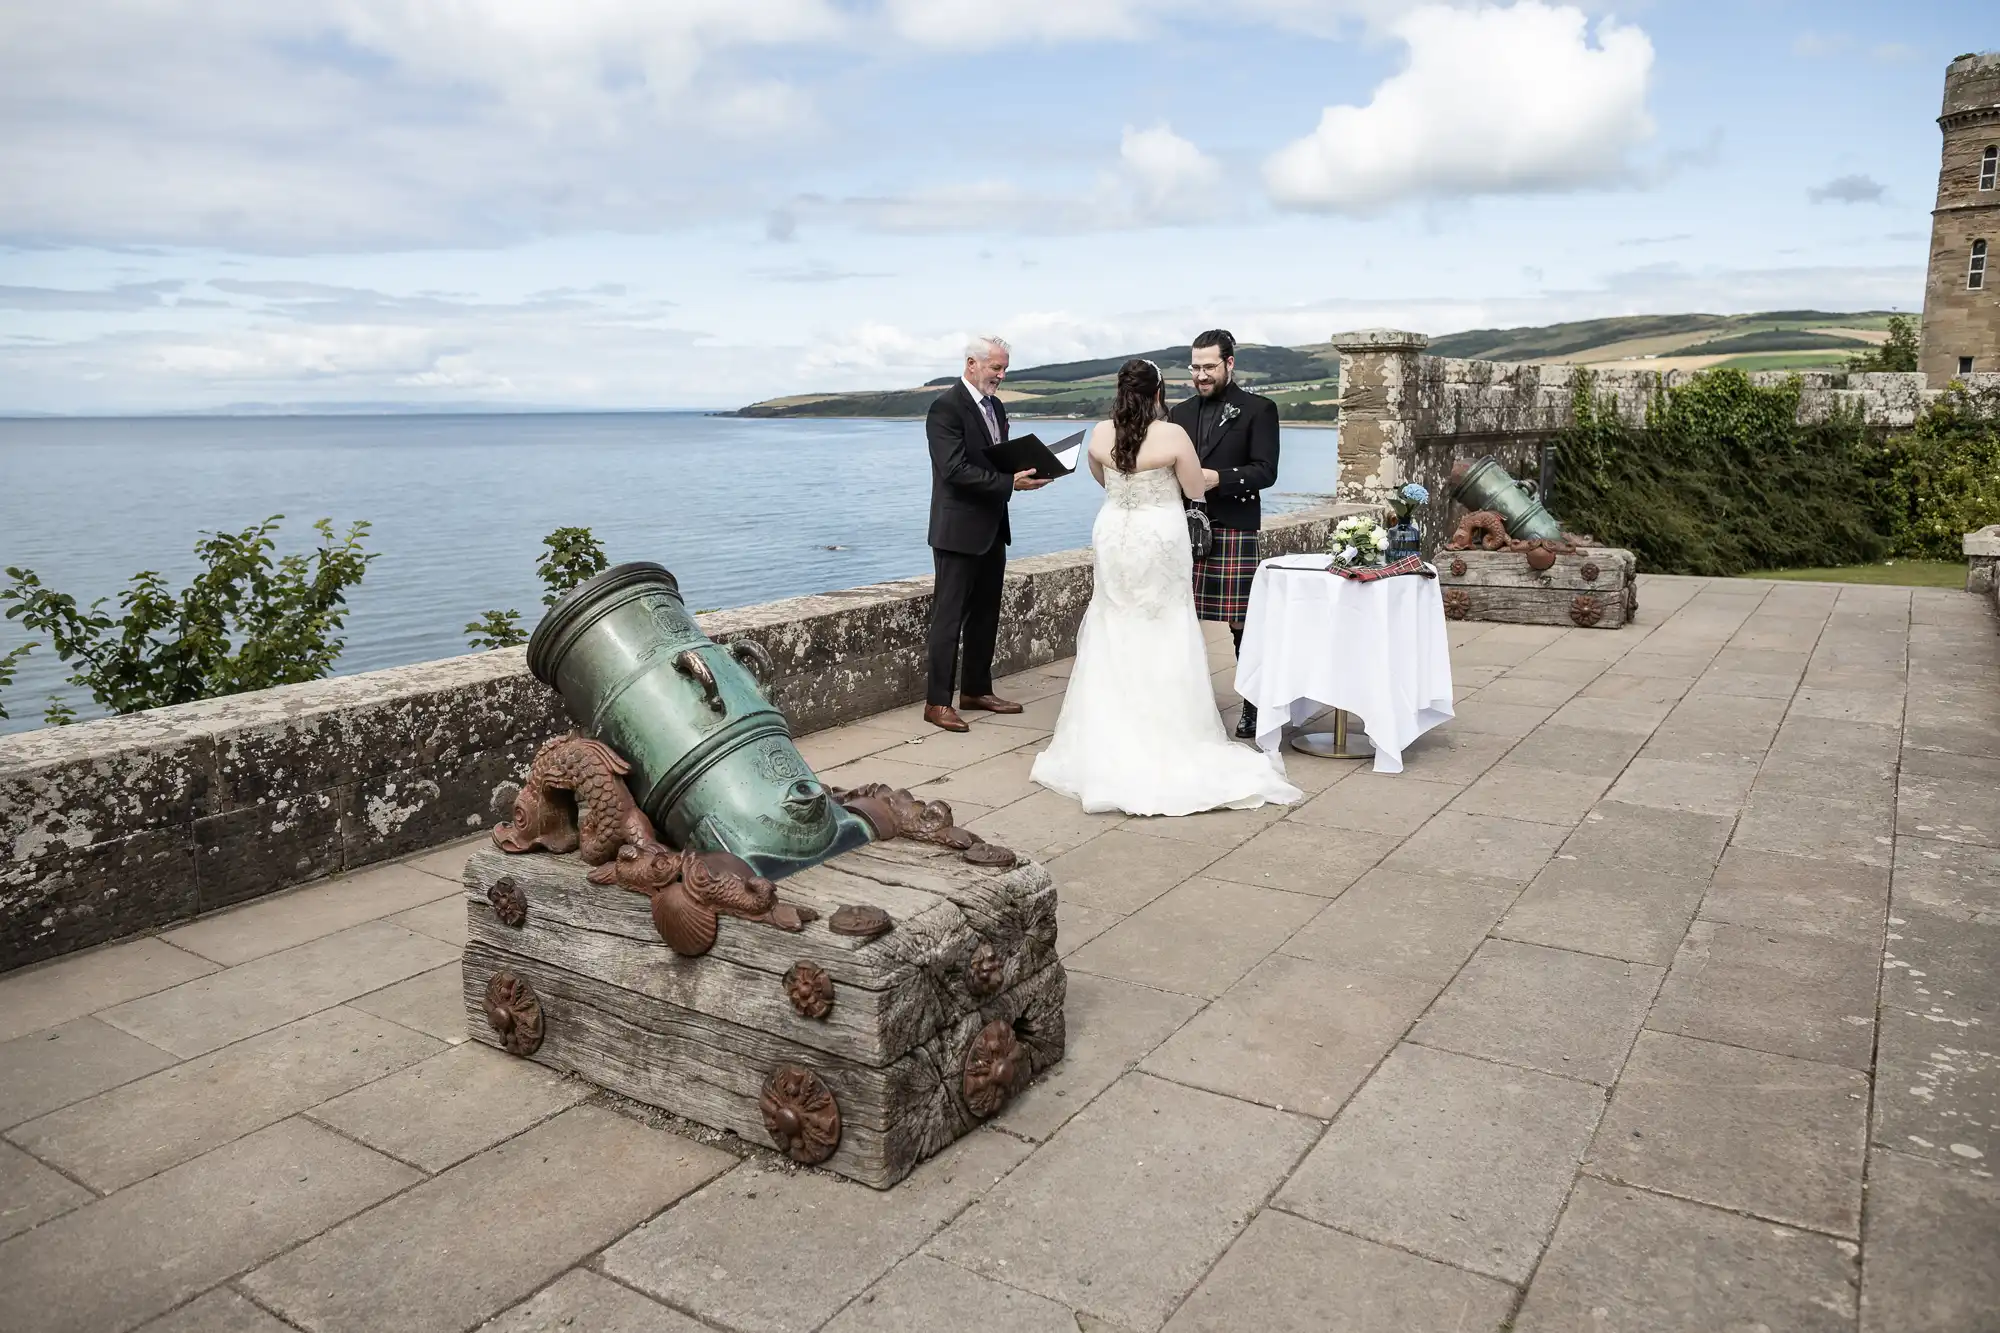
[760,1066,842,1164]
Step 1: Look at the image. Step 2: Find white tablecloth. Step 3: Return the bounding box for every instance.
[1234,554,1455,774]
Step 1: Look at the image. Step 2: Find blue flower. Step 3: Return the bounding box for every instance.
[1400,483,1430,504]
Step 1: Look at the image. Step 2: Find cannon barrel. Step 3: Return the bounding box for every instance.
[527,562,871,880]
[1447,457,1566,542]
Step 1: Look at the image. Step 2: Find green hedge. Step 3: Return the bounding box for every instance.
[1874,390,2000,560]
[1549,369,1887,576]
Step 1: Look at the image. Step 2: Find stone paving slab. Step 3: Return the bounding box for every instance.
[1698,846,1890,942]
[1496,859,1708,966]
[1587,1030,1869,1236]
[1163,1209,1516,1333]
[161,863,456,966]
[0,1117,419,1333]
[999,971,1202,1142]
[1859,1148,2000,1333]
[307,1041,593,1172]
[1066,877,1322,999]
[96,920,458,1058]
[602,1130,1030,1333]
[1279,867,1518,985]
[823,1254,1081,1333]
[135,1288,296,1333]
[479,1270,708,1332]
[930,1073,1318,1331]
[242,1106,732,1333]
[346,963,471,1045]
[1447,764,1611,826]
[2,573,1995,1332]
[0,1016,178,1130]
[1275,1043,1605,1282]
[1409,938,1662,1085]
[0,938,215,1045]
[1647,919,1880,1069]
[1518,1178,1860,1332]
[0,1139,91,1244]
[1141,953,1435,1117]
[10,1004,442,1192]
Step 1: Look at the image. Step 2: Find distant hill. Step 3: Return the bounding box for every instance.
[732,312,1899,418]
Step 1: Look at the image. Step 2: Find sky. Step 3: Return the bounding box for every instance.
[0,0,1985,414]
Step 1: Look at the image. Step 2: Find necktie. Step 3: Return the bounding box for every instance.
[981,395,1001,443]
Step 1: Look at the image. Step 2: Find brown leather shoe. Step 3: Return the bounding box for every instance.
[924,704,970,732]
[958,693,1023,715]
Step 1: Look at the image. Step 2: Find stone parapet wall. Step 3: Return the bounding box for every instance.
[0,503,1349,974]
[1969,525,2000,611]
[1329,328,2000,535]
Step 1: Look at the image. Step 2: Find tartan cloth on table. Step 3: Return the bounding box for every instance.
[1325,554,1435,582]
[1193,527,1259,625]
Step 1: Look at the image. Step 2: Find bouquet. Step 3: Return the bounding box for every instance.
[1330,514,1391,568]
[1389,482,1429,523]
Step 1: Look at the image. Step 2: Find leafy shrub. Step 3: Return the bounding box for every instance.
[1847,315,1920,373]
[0,643,29,722]
[3,516,374,724]
[1550,369,1887,576]
[465,526,609,650]
[1875,387,2000,560]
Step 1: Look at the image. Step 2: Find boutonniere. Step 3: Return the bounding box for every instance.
[1219,403,1241,426]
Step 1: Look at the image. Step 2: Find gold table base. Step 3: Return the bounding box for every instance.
[1289,709,1374,760]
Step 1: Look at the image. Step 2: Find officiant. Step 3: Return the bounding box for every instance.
[1169,329,1281,739]
[923,334,1051,734]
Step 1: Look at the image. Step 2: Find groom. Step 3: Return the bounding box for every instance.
[1169,329,1280,739]
[923,334,1050,733]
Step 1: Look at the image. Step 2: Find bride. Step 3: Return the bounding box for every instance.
[1031,360,1303,815]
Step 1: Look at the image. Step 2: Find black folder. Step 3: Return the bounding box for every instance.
[986,429,1085,480]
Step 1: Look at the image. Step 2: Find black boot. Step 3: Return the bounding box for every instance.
[1229,623,1257,739]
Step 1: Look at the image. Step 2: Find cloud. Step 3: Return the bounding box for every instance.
[1809,174,1886,205]
[0,281,184,311]
[0,1,843,252]
[824,123,1225,233]
[882,0,1147,46]
[1115,125,1224,217]
[1264,2,1655,214]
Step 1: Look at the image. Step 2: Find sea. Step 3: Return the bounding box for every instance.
[0,413,1341,734]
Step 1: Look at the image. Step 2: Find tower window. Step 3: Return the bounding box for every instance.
[1961,357,1977,375]
[1972,240,1989,290]
[1983,146,1999,191]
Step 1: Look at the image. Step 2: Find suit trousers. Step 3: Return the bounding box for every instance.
[928,539,1006,705]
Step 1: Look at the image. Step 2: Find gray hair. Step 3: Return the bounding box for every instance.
[965,334,1010,363]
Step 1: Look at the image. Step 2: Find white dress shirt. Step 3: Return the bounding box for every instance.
[962,377,1001,443]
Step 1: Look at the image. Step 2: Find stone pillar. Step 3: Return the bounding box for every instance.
[1967,524,2000,602]
[1331,330,1428,504]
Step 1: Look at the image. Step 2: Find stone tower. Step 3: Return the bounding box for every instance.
[1920,52,2000,383]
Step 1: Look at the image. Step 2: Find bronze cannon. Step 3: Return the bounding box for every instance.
[526,561,872,880]
[1447,456,1567,543]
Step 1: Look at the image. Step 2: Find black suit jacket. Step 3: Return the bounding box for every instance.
[926,381,1014,555]
[1168,381,1280,532]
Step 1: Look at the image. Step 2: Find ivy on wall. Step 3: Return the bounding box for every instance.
[1873,387,2000,561]
[1549,369,1885,577]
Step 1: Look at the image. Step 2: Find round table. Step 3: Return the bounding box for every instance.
[1233,554,1455,774]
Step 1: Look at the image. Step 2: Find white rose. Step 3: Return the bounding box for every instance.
[1371,529,1389,550]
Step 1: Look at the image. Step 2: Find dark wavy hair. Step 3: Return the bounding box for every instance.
[1110,358,1163,473]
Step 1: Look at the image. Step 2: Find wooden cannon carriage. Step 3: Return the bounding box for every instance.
[460,833,1064,1189]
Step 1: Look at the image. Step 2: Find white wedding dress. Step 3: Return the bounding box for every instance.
[1032,465,1303,815]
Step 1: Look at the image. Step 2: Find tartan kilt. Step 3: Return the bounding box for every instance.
[1193,527,1259,625]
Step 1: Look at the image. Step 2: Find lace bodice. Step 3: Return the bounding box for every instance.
[1104,466,1183,510]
